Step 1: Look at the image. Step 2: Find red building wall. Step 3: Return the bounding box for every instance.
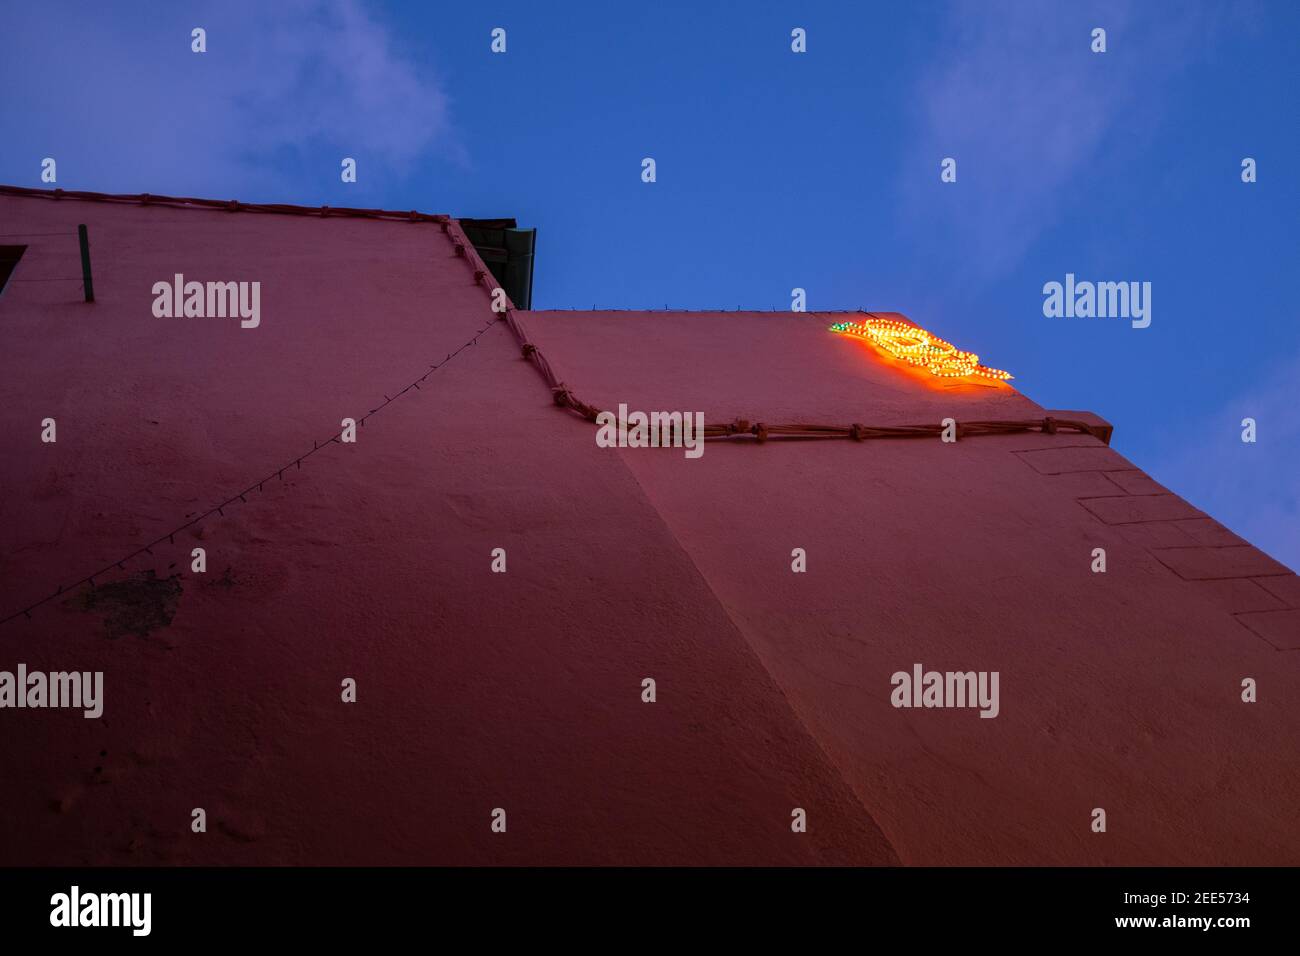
[0,189,1296,864]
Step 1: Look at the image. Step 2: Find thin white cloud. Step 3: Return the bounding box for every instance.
[0,0,459,197]
[898,0,1238,280]
[217,0,461,171]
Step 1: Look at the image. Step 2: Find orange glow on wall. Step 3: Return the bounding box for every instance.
[829,317,1013,381]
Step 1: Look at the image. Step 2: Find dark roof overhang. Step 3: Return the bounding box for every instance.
[458,218,536,310]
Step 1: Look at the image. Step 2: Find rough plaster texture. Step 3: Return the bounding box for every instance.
[0,192,1296,864]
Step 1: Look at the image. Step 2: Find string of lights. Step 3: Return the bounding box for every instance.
[0,206,500,629]
[0,315,503,628]
[504,310,1104,444]
[829,316,1013,381]
[1,203,1104,628]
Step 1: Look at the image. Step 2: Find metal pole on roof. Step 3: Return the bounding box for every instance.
[77,224,94,302]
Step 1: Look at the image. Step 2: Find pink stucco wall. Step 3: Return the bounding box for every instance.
[0,190,1296,864]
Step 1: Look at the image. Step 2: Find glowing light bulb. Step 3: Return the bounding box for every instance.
[829,318,1013,381]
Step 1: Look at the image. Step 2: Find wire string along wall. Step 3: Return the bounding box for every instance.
[0,186,1110,626]
[504,309,1104,446]
[0,211,502,627]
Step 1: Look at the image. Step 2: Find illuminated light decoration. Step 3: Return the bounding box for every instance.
[829,318,1013,381]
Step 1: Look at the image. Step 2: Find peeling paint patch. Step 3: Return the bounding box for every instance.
[67,571,183,639]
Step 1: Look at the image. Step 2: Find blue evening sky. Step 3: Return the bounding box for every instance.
[2,1,1296,566]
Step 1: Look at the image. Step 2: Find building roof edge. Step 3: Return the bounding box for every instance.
[0,184,450,224]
